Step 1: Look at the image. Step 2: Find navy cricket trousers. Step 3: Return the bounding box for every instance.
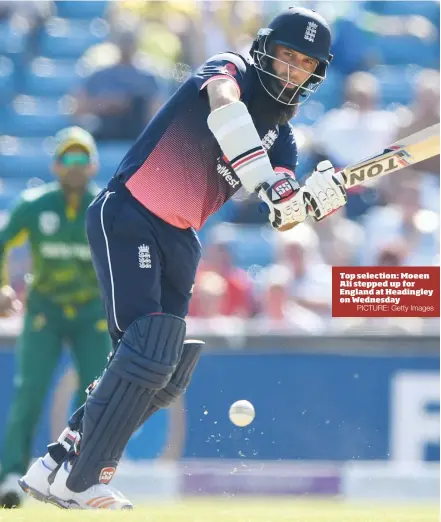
[85,182,201,347]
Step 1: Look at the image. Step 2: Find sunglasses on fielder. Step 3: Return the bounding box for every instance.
[58,152,91,167]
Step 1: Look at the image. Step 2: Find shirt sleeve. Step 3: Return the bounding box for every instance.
[269,123,298,178]
[0,197,32,286]
[192,52,250,97]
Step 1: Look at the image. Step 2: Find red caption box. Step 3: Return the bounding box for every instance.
[332,267,440,318]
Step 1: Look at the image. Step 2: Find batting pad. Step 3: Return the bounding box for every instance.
[131,339,205,432]
[66,313,186,492]
[150,339,204,410]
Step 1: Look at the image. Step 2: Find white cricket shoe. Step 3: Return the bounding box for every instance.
[18,455,56,503]
[48,461,133,510]
[1,473,26,508]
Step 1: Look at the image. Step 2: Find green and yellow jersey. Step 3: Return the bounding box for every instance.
[0,182,101,307]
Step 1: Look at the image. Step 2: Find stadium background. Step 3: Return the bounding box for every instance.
[0,0,439,507]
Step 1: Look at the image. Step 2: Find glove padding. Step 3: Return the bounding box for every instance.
[302,161,347,222]
[258,174,307,230]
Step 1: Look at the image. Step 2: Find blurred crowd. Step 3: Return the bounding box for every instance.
[0,0,439,336]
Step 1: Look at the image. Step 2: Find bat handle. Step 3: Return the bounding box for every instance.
[341,172,348,187]
[335,168,348,187]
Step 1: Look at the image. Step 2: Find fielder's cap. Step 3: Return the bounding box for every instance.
[53,126,98,162]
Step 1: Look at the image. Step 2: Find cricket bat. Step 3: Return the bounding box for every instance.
[340,123,440,189]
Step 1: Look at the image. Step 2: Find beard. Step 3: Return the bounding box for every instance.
[248,68,298,128]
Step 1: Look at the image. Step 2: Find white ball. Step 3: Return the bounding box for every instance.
[229,400,255,427]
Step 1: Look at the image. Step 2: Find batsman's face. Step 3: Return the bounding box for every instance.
[53,145,96,190]
[272,44,318,89]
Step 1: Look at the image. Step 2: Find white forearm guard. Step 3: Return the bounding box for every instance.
[207,101,276,193]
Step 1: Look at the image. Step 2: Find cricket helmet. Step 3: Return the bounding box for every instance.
[251,6,333,106]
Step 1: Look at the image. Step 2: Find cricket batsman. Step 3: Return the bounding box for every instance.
[19,7,347,509]
[0,127,112,508]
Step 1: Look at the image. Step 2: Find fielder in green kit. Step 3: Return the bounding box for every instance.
[0,127,111,508]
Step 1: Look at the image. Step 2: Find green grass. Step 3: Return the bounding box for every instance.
[0,498,438,522]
